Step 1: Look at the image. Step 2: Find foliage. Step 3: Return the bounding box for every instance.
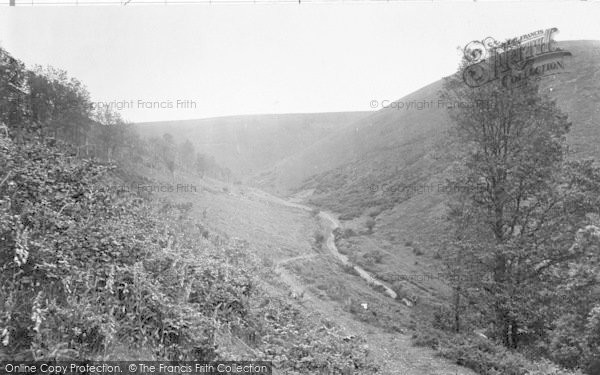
[365,218,375,233]
[440,42,600,372]
[0,130,377,371]
[412,326,584,375]
[582,305,600,373]
[0,46,377,372]
[27,65,93,144]
[314,231,325,245]
[0,137,233,360]
[362,249,384,264]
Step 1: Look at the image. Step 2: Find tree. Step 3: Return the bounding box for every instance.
[441,50,600,352]
[0,48,28,136]
[178,140,195,169]
[28,66,92,144]
[195,152,207,177]
[160,133,176,178]
[93,107,128,161]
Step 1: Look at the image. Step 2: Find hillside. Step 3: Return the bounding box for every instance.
[135,112,370,181]
[132,166,477,375]
[3,31,598,374]
[260,40,600,213]
[248,40,600,326]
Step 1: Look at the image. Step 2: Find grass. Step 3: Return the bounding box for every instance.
[254,42,600,347]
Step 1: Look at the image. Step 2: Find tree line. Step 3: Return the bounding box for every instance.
[0,46,230,180]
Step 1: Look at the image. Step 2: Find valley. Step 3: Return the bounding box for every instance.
[2,11,599,370]
[143,167,475,374]
[126,39,600,374]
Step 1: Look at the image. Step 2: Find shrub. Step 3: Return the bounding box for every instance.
[431,304,457,332]
[583,305,600,371]
[392,282,411,301]
[343,228,356,238]
[339,212,358,221]
[412,245,424,256]
[412,329,442,350]
[368,282,386,294]
[363,249,384,264]
[314,231,325,246]
[527,359,586,375]
[412,325,585,375]
[341,264,359,276]
[367,206,384,218]
[549,314,586,369]
[365,218,376,233]
[439,335,532,375]
[0,138,262,361]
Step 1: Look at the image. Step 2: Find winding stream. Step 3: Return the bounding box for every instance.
[247,187,398,300]
[317,211,398,300]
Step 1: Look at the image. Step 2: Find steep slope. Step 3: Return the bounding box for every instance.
[138,167,476,375]
[255,41,600,304]
[252,79,448,195]
[259,40,600,214]
[135,111,370,181]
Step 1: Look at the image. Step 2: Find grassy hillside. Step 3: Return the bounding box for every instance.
[256,40,600,319]
[136,112,370,182]
[270,40,600,216]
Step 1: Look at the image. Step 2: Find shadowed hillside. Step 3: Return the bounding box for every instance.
[260,41,600,218]
[136,112,370,181]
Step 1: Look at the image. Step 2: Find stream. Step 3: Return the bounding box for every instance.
[317,211,398,299]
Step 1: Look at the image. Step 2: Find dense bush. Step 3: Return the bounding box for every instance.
[362,250,384,264]
[0,137,248,360]
[343,228,356,238]
[0,46,378,371]
[365,218,375,233]
[0,134,377,371]
[548,314,587,369]
[412,324,586,375]
[582,305,600,369]
[314,231,325,245]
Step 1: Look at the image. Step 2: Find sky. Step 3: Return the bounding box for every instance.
[0,1,599,122]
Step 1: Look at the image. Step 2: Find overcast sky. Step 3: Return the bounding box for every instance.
[0,1,599,122]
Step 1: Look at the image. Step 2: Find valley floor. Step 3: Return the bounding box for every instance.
[147,170,475,375]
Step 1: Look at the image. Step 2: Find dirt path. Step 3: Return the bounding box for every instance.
[160,177,475,375]
[273,253,317,297]
[276,252,317,266]
[250,186,398,299]
[243,186,475,375]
